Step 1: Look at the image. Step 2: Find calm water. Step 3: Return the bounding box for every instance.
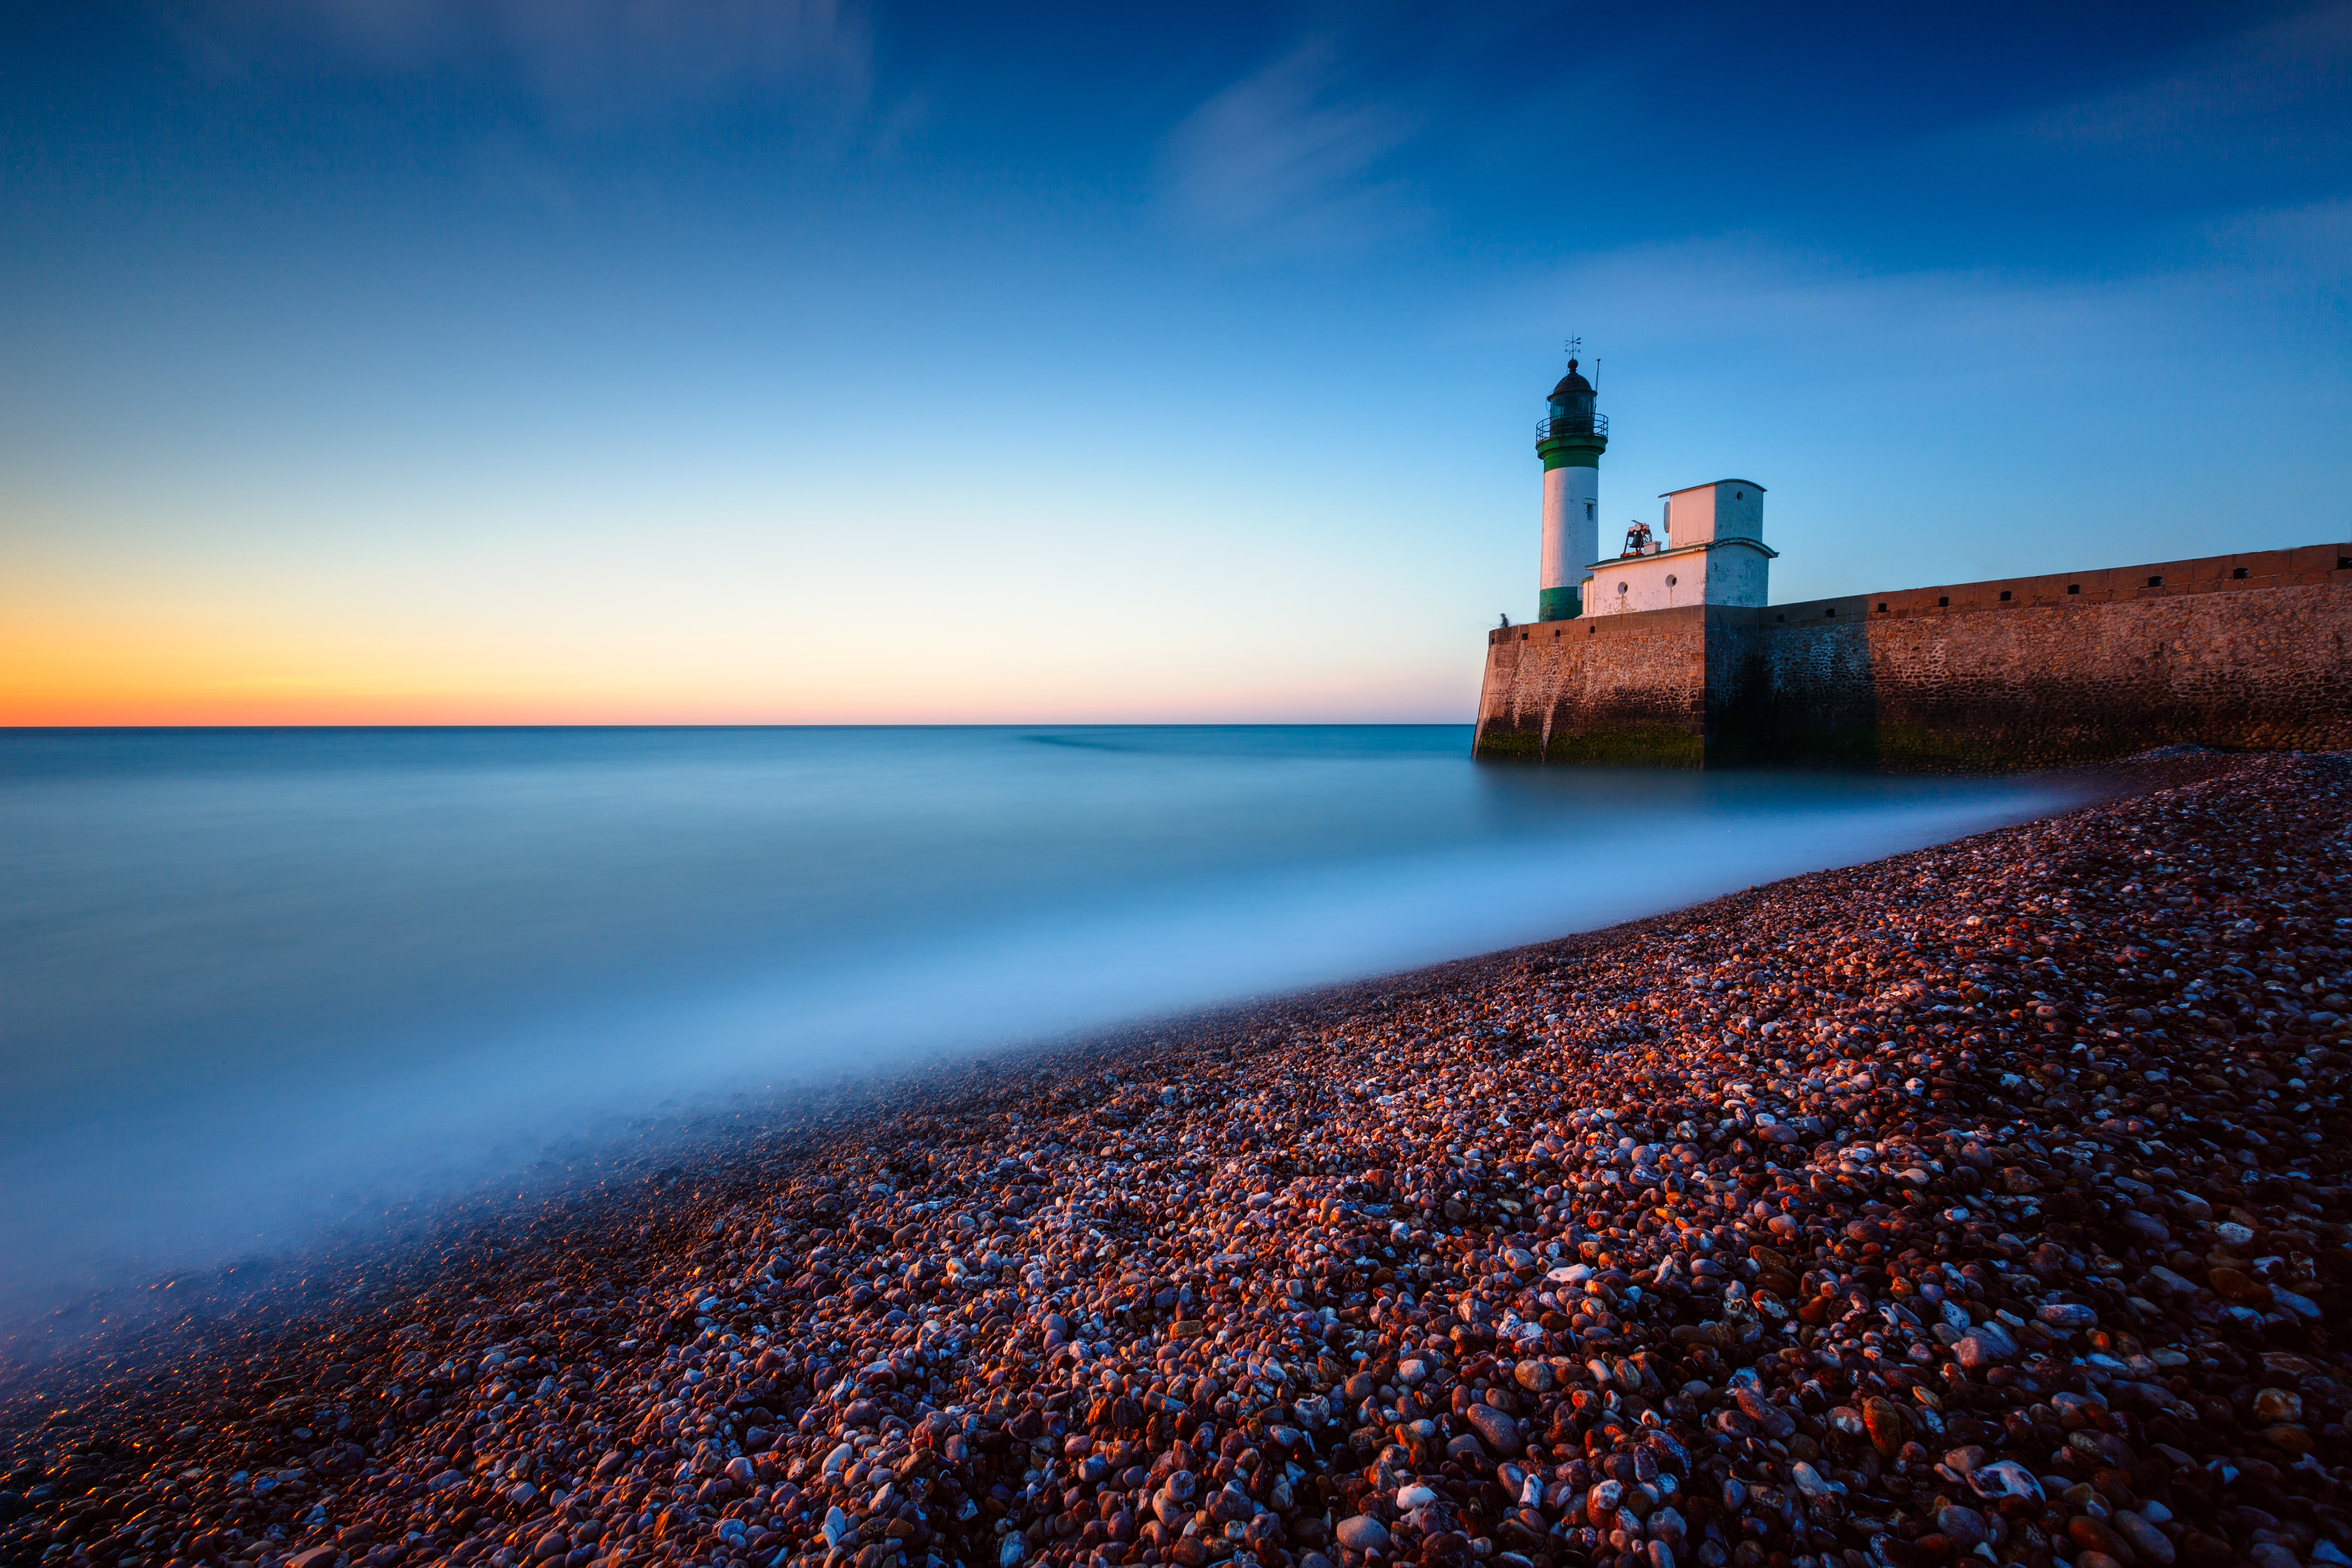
[0,726,2085,1313]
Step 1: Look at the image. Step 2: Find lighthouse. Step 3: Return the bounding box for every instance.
[1536,359,1606,620]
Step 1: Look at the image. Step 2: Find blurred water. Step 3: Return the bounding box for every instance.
[0,725,2083,1312]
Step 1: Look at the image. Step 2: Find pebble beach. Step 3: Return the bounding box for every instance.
[6,753,2350,1568]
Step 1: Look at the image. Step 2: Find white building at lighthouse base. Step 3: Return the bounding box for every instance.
[1583,479,1777,615]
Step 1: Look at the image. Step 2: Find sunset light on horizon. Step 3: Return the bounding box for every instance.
[5,2,2347,726]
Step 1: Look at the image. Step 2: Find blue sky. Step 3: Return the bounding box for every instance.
[3,1,2346,722]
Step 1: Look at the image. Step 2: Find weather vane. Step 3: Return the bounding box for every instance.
[1564,335,1582,365]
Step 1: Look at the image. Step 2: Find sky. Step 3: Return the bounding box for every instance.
[2,0,2346,725]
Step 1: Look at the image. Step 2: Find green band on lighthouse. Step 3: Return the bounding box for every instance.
[1538,434,1606,471]
[1539,586,1581,621]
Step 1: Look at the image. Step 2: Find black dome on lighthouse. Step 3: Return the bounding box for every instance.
[1548,359,1593,401]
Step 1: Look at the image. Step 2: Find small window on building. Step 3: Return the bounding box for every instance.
[1735,490,1743,499]
[1938,596,1949,607]
[2339,556,2351,570]
[2232,566,2249,579]
[1775,614,1785,622]
[1825,607,1836,617]
[1665,574,1677,587]
[2147,575,2163,587]
[1876,602,1887,612]
[2067,584,2080,594]
[1999,590,2012,601]
[1586,501,1595,519]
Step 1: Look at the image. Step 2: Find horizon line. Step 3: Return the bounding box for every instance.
[0,719,1481,733]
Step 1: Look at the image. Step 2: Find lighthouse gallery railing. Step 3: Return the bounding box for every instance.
[1537,414,1608,439]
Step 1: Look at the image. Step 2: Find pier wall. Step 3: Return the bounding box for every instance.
[1473,543,2352,770]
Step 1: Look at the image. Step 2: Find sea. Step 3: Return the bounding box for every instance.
[0,725,2087,1320]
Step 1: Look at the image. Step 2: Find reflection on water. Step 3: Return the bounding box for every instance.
[0,725,2085,1312]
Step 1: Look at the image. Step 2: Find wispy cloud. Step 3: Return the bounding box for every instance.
[1482,200,2352,407]
[1150,1,1650,260]
[1952,3,2350,187]
[1512,240,2152,385]
[1158,41,1431,257]
[184,0,873,126]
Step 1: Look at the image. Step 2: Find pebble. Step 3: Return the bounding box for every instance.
[2114,1507,2178,1564]
[1934,1502,1987,1546]
[4,753,2352,1568]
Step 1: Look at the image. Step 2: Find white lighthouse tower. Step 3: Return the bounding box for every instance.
[1536,358,1606,620]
